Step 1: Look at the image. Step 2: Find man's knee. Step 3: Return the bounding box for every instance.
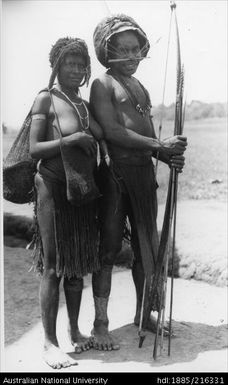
[63,277,83,291]
[100,244,122,266]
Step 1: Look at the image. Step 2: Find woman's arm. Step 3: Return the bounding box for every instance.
[87,109,110,164]
[30,91,97,159]
[29,91,62,159]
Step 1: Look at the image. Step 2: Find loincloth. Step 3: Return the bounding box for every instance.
[112,156,163,311]
[32,157,100,279]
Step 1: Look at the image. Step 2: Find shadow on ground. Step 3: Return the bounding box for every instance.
[67,321,228,367]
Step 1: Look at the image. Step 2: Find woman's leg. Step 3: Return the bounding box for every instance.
[63,276,91,353]
[35,174,77,368]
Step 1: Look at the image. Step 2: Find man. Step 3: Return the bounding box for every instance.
[89,14,187,351]
[30,37,107,368]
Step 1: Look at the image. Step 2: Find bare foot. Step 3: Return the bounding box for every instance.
[70,330,92,353]
[90,324,120,351]
[134,313,171,336]
[43,344,78,369]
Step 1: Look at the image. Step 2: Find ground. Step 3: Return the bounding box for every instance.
[2,198,228,373]
[2,272,228,373]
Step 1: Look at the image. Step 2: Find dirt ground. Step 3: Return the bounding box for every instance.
[2,271,228,373]
[2,199,228,373]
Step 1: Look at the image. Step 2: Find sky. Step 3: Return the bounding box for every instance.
[1,0,227,128]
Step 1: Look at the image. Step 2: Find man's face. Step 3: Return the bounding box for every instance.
[109,30,141,77]
[58,53,86,89]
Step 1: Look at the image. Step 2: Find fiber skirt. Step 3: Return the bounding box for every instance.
[32,168,100,279]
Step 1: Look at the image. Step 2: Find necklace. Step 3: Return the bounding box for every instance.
[110,71,152,117]
[73,99,83,106]
[56,88,89,131]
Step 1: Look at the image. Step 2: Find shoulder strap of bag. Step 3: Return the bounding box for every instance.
[48,89,63,141]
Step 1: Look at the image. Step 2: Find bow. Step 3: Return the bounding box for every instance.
[138,1,185,359]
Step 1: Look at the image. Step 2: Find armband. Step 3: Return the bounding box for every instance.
[32,113,47,121]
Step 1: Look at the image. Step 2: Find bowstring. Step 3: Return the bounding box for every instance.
[138,3,174,349]
[154,7,174,354]
[155,7,174,176]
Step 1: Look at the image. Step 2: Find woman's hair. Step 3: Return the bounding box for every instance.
[48,37,91,88]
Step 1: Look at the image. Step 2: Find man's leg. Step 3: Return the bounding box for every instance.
[129,211,169,335]
[127,210,147,326]
[35,174,77,369]
[64,277,91,353]
[92,175,127,351]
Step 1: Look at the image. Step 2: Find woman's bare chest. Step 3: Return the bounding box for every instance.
[50,95,88,136]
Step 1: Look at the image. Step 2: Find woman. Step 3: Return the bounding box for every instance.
[30,37,108,369]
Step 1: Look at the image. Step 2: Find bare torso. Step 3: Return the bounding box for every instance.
[46,91,89,140]
[103,72,156,159]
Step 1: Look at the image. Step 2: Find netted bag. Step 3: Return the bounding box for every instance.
[3,111,37,204]
[60,144,101,207]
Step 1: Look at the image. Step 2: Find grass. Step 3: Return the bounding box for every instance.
[3,117,227,345]
[154,117,227,203]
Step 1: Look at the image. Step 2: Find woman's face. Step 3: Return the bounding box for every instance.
[58,53,87,89]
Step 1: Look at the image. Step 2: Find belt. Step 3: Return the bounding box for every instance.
[112,155,152,166]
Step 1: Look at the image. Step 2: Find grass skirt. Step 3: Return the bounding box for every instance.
[33,166,100,279]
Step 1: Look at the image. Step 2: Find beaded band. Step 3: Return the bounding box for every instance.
[32,113,47,121]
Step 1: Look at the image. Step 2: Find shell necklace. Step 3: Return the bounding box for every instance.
[56,88,89,131]
[109,71,152,117]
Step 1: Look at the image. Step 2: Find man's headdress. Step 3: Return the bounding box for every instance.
[48,37,91,88]
[93,14,150,68]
